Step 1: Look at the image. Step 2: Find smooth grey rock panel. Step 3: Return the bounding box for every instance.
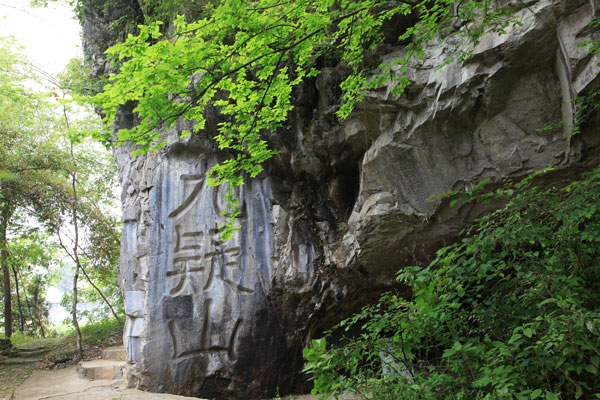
[124,291,144,317]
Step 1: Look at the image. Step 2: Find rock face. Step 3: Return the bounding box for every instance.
[116,137,288,398]
[84,0,600,398]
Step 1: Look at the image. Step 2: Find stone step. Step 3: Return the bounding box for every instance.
[78,359,127,380]
[12,348,50,357]
[101,346,126,361]
[2,357,41,365]
[17,346,46,352]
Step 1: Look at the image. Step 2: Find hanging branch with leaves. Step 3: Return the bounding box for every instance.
[94,0,517,239]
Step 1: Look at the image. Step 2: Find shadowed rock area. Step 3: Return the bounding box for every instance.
[82,0,599,398]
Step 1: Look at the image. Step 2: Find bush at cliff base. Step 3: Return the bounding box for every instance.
[304,166,600,400]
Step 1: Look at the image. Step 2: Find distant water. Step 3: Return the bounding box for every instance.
[47,301,94,325]
[47,283,95,326]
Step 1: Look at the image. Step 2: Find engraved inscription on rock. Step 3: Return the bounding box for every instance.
[163,172,253,364]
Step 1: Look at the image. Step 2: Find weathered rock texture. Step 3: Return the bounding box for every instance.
[84,0,599,398]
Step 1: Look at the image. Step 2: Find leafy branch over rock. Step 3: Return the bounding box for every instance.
[94,0,517,238]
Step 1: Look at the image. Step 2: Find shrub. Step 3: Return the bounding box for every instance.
[304,167,600,399]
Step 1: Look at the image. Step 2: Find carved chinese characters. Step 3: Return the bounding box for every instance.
[165,173,252,363]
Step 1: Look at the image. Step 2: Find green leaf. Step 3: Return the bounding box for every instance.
[546,392,559,400]
[0,169,12,180]
[508,333,522,345]
[584,364,597,374]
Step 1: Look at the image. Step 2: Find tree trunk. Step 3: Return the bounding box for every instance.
[80,264,122,326]
[10,265,24,333]
[57,230,83,359]
[72,261,82,360]
[1,204,13,339]
[61,103,83,361]
[31,280,45,338]
[25,294,34,333]
[34,312,45,338]
[70,171,83,360]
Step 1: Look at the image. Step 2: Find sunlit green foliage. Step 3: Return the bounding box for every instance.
[94,0,517,238]
[80,316,123,344]
[0,37,73,224]
[0,36,73,338]
[58,57,107,97]
[304,168,600,399]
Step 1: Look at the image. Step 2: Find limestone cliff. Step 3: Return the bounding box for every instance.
[83,0,599,398]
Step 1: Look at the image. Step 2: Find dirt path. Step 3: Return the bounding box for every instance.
[0,338,193,400]
[0,340,58,399]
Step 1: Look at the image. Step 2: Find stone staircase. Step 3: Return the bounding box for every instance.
[77,345,127,381]
[2,346,50,366]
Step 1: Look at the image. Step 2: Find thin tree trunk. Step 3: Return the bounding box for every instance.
[25,293,34,333]
[56,231,83,359]
[70,164,83,358]
[1,204,12,339]
[10,265,24,333]
[31,279,46,338]
[57,229,123,328]
[63,102,83,361]
[80,264,122,326]
[35,313,45,338]
[72,260,82,360]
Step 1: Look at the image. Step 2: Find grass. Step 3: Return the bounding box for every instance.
[81,317,123,345]
[9,333,63,349]
[2,317,123,347]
